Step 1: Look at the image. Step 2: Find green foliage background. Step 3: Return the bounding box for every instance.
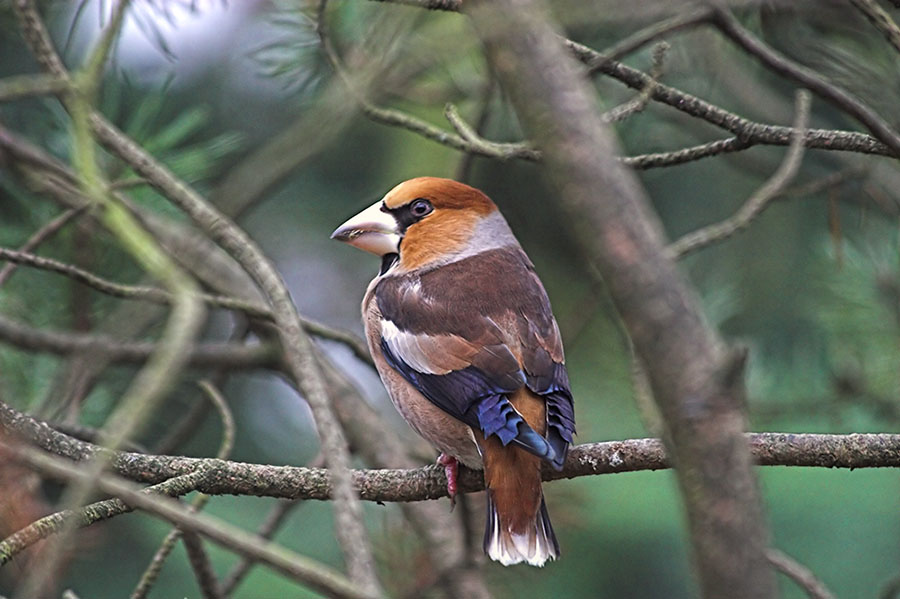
[1,1,899,597]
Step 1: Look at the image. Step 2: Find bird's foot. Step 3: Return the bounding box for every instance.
[437,453,458,509]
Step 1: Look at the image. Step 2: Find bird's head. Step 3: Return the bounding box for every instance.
[331,177,509,272]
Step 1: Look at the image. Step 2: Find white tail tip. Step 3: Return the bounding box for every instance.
[484,494,560,567]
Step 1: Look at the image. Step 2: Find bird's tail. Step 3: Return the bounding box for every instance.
[483,489,560,567]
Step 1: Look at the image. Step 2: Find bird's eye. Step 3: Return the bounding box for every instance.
[410,199,433,218]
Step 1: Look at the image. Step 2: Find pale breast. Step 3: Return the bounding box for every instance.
[363,284,483,469]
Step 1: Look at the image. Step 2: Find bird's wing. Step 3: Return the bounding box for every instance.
[375,247,574,468]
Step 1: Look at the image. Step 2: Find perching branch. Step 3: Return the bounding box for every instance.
[2,400,900,503]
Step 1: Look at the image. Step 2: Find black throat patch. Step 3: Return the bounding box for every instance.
[380,253,399,275]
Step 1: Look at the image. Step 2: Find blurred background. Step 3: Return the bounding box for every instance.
[1,0,900,597]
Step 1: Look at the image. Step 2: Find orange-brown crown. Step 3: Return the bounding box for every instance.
[383,177,497,214]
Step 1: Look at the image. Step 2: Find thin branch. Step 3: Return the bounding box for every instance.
[0,469,209,566]
[87,112,384,599]
[0,73,69,102]
[600,42,668,124]
[220,499,304,596]
[767,549,837,599]
[221,454,325,597]
[601,7,714,61]
[454,76,497,182]
[0,313,278,369]
[180,531,224,599]
[48,422,147,454]
[130,383,234,599]
[710,7,900,158]
[622,137,748,169]
[109,177,148,191]
[443,104,540,160]
[1,440,377,599]
[0,206,89,288]
[10,0,69,79]
[317,0,537,163]
[130,518,191,599]
[0,247,371,364]
[849,0,900,55]
[667,90,811,258]
[320,8,896,168]
[0,247,267,318]
[567,39,893,158]
[365,1,897,165]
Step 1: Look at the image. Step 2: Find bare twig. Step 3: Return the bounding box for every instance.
[667,90,811,258]
[48,422,146,453]
[443,104,539,161]
[0,247,267,317]
[221,454,325,597]
[0,247,371,364]
[454,76,497,182]
[600,42,668,124]
[366,0,460,9]
[567,39,893,158]
[0,313,278,368]
[0,73,69,102]
[0,440,377,599]
[0,207,89,288]
[10,0,68,79]
[88,113,384,599]
[0,469,210,566]
[848,0,900,56]
[109,177,148,191]
[601,7,714,61]
[180,531,223,599]
[317,0,537,163]
[767,549,837,599]
[623,137,748,169]
[710,7,900,158]
[219,500,302,596]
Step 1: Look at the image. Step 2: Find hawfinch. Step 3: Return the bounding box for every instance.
[332,177,575,567]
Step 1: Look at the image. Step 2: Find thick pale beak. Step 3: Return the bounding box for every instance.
[330,200,401,256]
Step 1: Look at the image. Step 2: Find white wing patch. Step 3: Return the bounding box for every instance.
[380,319,476,375]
